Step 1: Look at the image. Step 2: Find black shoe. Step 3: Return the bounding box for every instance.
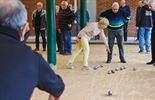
[34,48,39,51]
[43,48,46,51]
[60,52,65,55]
[56,50,60,52]
[146,61,155,65]
[106,60,111,63]
[121,60,126,63]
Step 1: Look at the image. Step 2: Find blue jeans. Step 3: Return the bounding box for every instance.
[60,30,72,54]
[139,27,152,52]
[107,30,124,61]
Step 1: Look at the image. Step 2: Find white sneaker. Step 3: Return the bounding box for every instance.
[67,62,74,69]
[82,66,93,71]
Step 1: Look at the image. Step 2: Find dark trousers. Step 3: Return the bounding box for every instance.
[56,30,61,51]
[151,29,155,62]
[123,22,128,41]
[107,30,125,61]
[60,30,72,54]
[35,28,46,49]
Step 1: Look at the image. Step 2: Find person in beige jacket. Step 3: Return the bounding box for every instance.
[67,18,110,70]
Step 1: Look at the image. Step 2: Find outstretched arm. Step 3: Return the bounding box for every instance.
[99,31,110,52]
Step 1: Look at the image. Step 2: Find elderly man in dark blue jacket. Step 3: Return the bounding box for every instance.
[100,2,130,63]
[0,0,64,100]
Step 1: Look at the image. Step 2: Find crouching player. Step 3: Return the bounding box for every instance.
[67,18,110,70]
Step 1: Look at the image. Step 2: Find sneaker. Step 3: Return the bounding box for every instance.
[121,60,126,63]
[106,60,111,63]
[82,66,93,71]
[146,51,150,54]
[67,62,74,69]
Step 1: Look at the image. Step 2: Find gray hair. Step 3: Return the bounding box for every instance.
[112,2,120,8]
[0,0,27,30]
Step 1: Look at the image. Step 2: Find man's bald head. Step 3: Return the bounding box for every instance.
[112,2,120,13]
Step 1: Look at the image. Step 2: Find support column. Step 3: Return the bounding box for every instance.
[46,0,56,69]
[80,0,87,29]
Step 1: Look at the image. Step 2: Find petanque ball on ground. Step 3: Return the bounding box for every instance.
[108,90,112,96]
[133,68,136,71]
[111,70,115,73]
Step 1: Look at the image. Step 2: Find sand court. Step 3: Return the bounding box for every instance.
[29,44,155,100]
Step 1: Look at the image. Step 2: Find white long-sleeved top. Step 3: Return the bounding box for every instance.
[78,22,108,46]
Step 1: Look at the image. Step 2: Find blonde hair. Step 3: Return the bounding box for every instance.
[98,17,109,26]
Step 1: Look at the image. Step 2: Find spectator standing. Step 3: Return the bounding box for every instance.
[56,5,61,52]
[32,2,47,51]
[59,1,76,55]
[147,0,155,65]
[138,0,153,54]
[75,9,90,36]
[0,0,65,100]
[136,1,144,40]
[120,0,131,41]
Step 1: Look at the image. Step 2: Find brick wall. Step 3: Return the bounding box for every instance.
[22,0,139,37]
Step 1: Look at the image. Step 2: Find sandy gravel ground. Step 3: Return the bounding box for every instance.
[29,44,155,100]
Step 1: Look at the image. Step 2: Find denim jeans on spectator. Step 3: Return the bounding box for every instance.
[60,30,72,54]
[139,27,152,52]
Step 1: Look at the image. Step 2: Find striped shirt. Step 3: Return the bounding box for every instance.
[100,9,131,32]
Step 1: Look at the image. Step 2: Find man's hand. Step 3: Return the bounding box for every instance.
[48,95,61,100]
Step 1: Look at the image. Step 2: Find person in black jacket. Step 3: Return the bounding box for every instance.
[0,0,64,100]
[32,2,47,51]
[147,0,155,65]
[138,0,153,54]
[136,1,144,40]
[59,1,76,55]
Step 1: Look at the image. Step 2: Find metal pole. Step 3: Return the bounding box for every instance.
[80,0,87,29]
[46,0,56,69]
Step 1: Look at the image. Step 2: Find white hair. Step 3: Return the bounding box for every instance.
[112,2,120,8]
[0,0,27,30]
